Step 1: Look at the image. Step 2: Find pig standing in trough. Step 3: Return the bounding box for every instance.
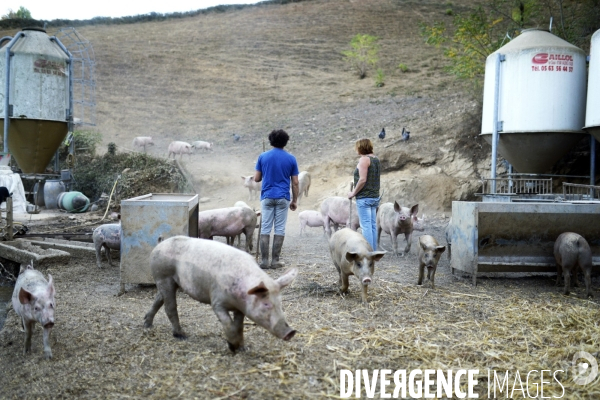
[417,235,446,289]
[377,202,419,256]
[12,262,56,359]
[329,228,385,303]
[198,206,257,252]
[93,222,121,268]
[554,232,593,298]
[143,236,298,351]
[320,196,359,237]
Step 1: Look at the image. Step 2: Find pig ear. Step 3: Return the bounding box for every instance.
[18,287,35,305]
[47,274,55,297]
[410,204,419,216]
[241,176,246,180]
[345,251,360,262]
[276,268,298,289]
[393,201,400,212]
[369,251,386,261]
[436,246,446,254]
[248,281,269,296]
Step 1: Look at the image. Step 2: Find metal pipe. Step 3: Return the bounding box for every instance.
[591,136,596,193]
[3,32,25,154]
[490,53,504,193]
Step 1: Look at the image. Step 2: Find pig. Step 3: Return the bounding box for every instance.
[554,232,593,298]
[132,136,155,152]
[298,171,311,201]
[167,141,194,159]
[11,262,56,359]
[92,222,121,268]
[299,210,325,236]
[417,235,446,289]
[229,201,261,246]
[445,217,453,260]
[198,206,257,252]
[377,201,419,256]
[320,196,359,237]
[241,175,262,201]
[329,228,386,303]
[143,236,297,351]
[191,140,213,151]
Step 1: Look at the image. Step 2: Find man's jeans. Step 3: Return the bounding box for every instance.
[355,197,379,251]
[261,198,290,236]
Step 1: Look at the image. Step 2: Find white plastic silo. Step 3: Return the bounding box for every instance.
[481,29,588,173]
[585,29,600,141]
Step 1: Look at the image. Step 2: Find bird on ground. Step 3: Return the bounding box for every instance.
[232,133,241,142]
[401,127,410,142]
[378,128,386,141]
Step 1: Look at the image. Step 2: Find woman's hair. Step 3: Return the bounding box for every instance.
[268,129,290,148]
[355,138,373,155]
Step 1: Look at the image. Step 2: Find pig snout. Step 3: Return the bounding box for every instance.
[362,277,372,285]
[43,320,55,329]
[273,320,296,341]
[399,215,407,221]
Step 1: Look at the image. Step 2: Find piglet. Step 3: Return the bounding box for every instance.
[299,210,325,236]
[417,235,446,289]
[377,201,419,256]
[11,262,56,359]
[241,175,262,201]
[93,222,121,268]
[554,232,593,298]
[144,236,297,351]
[329,228,385,303]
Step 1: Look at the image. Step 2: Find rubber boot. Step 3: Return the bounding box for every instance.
[259,235,270,269]
[271,235,285,269]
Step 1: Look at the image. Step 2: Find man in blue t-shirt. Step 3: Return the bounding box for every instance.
[254,129,299,269]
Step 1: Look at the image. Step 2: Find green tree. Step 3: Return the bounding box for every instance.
[2,6,32,19]
[342,34,380,79]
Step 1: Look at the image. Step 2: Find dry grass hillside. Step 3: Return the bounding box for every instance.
[2,0,490,213]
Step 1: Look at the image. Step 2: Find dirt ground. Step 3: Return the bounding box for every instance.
[1,0,600,398]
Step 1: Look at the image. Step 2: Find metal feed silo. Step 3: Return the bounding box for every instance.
[481,29,587,173]
[0,27,72,173]
[585,29,600,141]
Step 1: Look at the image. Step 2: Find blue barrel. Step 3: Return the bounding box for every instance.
[43,179,65,209]
[57,191,90,213]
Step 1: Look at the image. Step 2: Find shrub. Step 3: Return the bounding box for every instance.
[398,63,409,73]
[374,69,385,87]
[342,34,380,79]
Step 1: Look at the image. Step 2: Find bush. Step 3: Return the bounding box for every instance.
[342,34,380,79]
[374,69,385,87]
[398,63,409,73]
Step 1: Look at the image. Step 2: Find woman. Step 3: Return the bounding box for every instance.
[347,138,381,251]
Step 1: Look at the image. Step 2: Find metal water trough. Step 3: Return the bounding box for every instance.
[120,193,199,291]
[450,201,600,285]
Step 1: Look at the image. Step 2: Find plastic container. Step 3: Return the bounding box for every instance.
[57,191,90,213]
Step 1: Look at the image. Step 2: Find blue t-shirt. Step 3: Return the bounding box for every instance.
[255,148,299,201]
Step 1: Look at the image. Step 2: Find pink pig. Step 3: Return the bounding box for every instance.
[167,141,193,159]
[377,201,419,256]
[143,236,297,351]
[198,206,257,252]
[298,210,325,236]
[11,262,56,359]
[320,196,359,237]
[241,175,261,201]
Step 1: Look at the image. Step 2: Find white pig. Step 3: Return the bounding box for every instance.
[132,136,154,152]
[198,206,257,252]
[417,235,446,289]
[377,201,419,256]
[11,262,56,359]
[92,222,121,268]
[167,141,194,159]
[554,232,593,298]
[299,210,325,236]
[191,140,213,151]
[320,196,359,237]
[229,201,260,246]
[143,236,297,351]
[329,228,385,303]
[298,171,311,201]
[241,175,262,201]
